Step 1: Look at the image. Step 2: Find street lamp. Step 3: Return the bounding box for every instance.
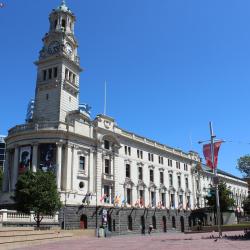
[198,122,223,238]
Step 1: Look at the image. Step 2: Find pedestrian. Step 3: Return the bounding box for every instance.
[148,224,153,235]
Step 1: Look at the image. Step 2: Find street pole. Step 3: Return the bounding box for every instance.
[64,192,67,230]
[209,122,222,238]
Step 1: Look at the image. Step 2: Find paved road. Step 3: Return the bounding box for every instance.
[15,231,249,250]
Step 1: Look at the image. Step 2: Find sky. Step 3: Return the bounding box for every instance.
[1,0,250,178]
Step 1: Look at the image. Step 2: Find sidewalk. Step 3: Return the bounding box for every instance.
[12,230,249,250]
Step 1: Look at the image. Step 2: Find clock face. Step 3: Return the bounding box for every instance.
[65,43,73,55]
[48,41,60,55]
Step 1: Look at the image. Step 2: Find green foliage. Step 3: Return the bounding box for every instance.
[237,155,250,177]
[205,182,235,212]
[13,171,62,227]
[243,197,250,214]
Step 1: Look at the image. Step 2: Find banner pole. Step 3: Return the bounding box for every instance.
[209,122,222,238]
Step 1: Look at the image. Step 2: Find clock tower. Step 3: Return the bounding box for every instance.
[33,0,82,123]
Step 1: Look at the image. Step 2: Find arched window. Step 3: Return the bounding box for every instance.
[152,215,156,229]
[172,216,176,228]
[54,19,58,29]
[128,215,133,231]
[62,19,66,28]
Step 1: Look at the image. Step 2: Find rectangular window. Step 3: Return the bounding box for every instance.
[127,188,132,205]
[65,68,68,80]
[43,70,47,81]
[184,163,188,171]
[53,67,58,78]
[69,71,72,82]
[138,167,143,180]
[140,150,143,159]
[126,164,131,178]
[148,153,154,162]
[104,185,110,203]
[169,174,173,186]
[125,146,127,155]
[185,177,189,189]
[160,172,164,184]
[168,159,172,167]
[159,156,163,164]
[104,140,110,150]
[170,194,175,207]
[176,161,180,169]
[178,176,181,188]
[161,193,166,207]
[48,68,52,79]
[73,74,75,83]
[179,195,183,207]
[151,192,156,207]
[104,159,110,174]
[79,156,85,171]
[150,169,154,182]
[187,196,190,208]
[128,147,131,156]
[139,190,144,206]
[137,149,140,158]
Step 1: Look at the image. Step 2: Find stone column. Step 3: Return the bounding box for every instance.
[96,149,103,205]
[11,146,19,191]
[56,143,62,190]
[32,144,38,172]
[88,149,94,193]
[65,145,72,191]
[2,150,9,192]
[70,146,75,191]
[113,152,120,197]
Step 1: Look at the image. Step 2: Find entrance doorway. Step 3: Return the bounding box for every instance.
[141,216,145,234]
[180,216,185,232]
[80,214,88,229]
[162,216,167,232]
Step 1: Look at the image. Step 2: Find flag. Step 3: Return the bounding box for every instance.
[100,194,106,202]
[203,141,222,169]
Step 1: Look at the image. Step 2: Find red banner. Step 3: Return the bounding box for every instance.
[203,141,222,169]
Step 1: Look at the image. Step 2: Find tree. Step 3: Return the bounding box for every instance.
[13,170,62,227]
[243,197,250,214]
[237,155,250,177]
[205,182,235,212]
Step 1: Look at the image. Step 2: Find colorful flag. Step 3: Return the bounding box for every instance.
[203,141,222,169]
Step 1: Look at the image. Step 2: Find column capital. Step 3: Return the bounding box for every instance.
[32,142,39,146]
[56,142,63,147]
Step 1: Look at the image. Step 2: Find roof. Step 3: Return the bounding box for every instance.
[201,163,245,182]
[55,0,72,14]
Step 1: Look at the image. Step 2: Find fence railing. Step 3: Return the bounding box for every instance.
[0,209,59,224]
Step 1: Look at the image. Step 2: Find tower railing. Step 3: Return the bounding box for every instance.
[8,121,67,136]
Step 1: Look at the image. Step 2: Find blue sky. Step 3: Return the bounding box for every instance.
[1,0,250,177]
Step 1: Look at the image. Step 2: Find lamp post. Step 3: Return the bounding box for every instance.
[198,122,223,238]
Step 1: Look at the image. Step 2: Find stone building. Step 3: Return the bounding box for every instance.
[0,1,248,233]
[0,136,5,169]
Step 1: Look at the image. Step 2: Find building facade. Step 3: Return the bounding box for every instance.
[0,136,5,169]
[0,1,248,232]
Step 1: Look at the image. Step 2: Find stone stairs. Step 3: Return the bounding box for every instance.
[0,227,72,249]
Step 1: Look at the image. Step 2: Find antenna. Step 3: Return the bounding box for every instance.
[104,81,107,115]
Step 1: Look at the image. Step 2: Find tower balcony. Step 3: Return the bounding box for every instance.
[8,121,67,136]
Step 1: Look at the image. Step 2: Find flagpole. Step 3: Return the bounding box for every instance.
[209,122,222,238]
